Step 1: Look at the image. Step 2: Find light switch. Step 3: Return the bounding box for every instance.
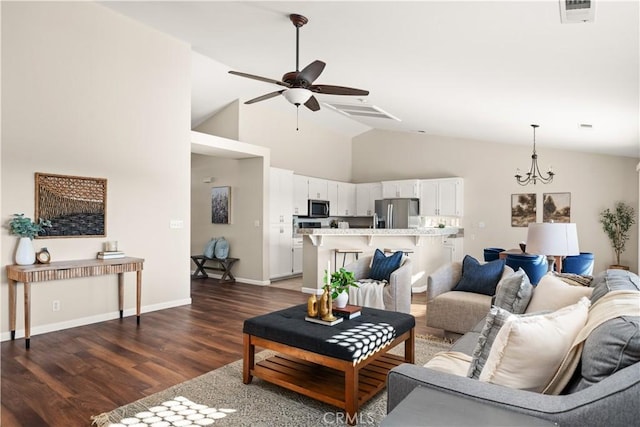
[254,220,260,227]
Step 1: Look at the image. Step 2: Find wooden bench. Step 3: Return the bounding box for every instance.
[190,255,239,282]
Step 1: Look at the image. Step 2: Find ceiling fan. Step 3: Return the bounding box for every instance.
[229,14,369,112]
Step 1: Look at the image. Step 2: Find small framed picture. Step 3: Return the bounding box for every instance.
[543,192,571,223]
[511,193,536,227]
[211,186,231,224]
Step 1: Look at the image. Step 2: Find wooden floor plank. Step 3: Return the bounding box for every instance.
[1,278,439,426]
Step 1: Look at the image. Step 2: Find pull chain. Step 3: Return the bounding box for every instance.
[296,106,300,131]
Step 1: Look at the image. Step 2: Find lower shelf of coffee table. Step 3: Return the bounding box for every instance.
[252,352,407,409]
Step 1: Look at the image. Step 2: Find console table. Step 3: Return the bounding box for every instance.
[6,257,144,349]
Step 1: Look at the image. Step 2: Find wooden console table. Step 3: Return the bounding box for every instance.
[6,257,144,349]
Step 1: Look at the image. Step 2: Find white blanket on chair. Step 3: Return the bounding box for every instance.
[349,279,386,309]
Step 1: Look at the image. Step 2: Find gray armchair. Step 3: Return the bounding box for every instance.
[426,262,513,335]
[345,255,412,313]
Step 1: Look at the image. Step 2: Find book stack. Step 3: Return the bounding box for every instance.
[332,304,362,320]
[305,316,344,326]
[97,251,125,259]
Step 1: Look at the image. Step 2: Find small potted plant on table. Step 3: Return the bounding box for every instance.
[599,202,636,270]
[7,214,51,265]
[327,267,358,309]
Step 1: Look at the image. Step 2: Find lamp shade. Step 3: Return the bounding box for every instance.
[525,223,580,256]
[283,88,312,105]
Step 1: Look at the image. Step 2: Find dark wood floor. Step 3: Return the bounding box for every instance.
[1,278,439,426]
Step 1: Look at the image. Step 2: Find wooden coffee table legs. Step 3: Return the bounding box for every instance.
[243,328,415,425]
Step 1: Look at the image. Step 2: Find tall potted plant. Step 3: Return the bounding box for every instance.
[7,214,51,265]
[599,202,636,269]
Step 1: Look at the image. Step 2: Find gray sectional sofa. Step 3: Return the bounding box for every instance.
[387,269,640,426]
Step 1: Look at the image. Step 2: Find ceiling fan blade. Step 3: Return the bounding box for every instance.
[298,60,326,85]
[310,84,369,96]
[229,71,290,88]
[245,90,285,105]
[304,96,320,112]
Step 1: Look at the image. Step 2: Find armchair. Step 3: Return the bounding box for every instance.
[344,255,412,313]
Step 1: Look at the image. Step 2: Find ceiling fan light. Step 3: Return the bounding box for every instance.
[283,88,312,105]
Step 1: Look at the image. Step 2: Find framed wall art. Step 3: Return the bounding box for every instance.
[211,186,231,224]
[511,193,536,227]
[35,173,107,238]
[543,192,571,223]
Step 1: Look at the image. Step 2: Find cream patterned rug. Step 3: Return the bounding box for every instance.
[91,335,450,427]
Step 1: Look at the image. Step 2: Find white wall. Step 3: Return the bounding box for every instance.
[190,154,267,284]
[352,129,639,273]
[197,101,354,182]
[1,2,192,339]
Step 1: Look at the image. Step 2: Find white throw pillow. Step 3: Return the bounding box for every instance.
[424,351,472,376]
[479,297,590,392]
[525,273,593,313]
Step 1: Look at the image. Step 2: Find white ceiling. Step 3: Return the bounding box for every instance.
[102,1,639,158]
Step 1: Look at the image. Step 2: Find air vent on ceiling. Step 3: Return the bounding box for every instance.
[323,103,401,121]
[560,0,596,23]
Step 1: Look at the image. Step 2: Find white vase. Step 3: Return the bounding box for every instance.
[334,291,349,309]
[15,237,36,265]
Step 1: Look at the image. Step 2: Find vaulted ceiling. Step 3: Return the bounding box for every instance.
[102,1,639,158]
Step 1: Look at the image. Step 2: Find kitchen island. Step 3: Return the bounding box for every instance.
[298,227,463,292]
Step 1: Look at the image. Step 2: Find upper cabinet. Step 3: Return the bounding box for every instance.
[327,180,339,215]
[420,178,464,217]
[292,174,309,215]
[308,177,328,200]
[269,167,293,224]
[336,182,356,216]
[382,179,421,199]
[356,182,382,216]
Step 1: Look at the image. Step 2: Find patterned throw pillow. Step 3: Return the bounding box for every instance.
[494,268,534,314]
[551,271,593,287]
[369,249,403,282]
[453,255,506,296]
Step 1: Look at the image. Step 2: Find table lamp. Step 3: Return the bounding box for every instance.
[525,223,580,272]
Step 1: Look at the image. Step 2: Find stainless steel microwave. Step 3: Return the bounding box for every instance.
[308,199,330,218]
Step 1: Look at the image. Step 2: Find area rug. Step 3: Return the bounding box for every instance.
[91,335,450,427]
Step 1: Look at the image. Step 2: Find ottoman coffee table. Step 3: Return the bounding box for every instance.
[243,304,415,425]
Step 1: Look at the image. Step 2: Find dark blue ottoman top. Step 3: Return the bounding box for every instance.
[243,304,415,363]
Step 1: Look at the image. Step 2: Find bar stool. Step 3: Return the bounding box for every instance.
[384,248,414,256]
[334,249,364,268]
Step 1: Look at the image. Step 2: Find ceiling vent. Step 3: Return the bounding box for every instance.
[323,103,401,121]
[560,0,596,23]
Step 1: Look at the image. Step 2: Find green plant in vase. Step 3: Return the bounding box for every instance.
[7,213,52,265]
[8,213,51,238]
[325,267,358,309]
[599,202,636,269]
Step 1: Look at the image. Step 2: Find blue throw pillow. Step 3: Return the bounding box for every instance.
[203,238,218,259]
[453,255,505,296]
[214,237,229,259]
[369,249,403,282]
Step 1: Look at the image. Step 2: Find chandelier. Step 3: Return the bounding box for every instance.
[515,124,555,185]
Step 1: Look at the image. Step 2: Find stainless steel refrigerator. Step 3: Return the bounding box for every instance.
[375,198,420,229]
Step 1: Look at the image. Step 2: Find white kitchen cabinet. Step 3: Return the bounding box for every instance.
[292,243,303,274]
[420,178,464,216]
[269,168,293,224]
[336,182,356,216]
[382,179,421,199]
[327,180,339,216]
[307,176,328,200]
[356,182,382,216]
[270,223,293,279]
[442,236,464,263]
[292,174,308,215]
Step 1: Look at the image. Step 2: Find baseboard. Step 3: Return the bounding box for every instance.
[193,270,269,286]
[1,297,192,342]
[302,287,323,295]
